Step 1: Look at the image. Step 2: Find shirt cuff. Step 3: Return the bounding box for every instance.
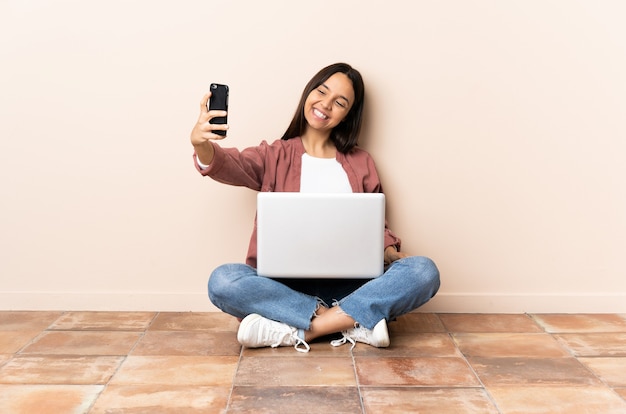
[196,154,210,169]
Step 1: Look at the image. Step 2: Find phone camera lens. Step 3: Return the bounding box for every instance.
[211,84,217,89]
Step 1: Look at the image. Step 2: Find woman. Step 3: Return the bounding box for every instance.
[190,63,440,352]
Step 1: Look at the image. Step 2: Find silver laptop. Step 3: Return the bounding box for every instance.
[256,192,385,278]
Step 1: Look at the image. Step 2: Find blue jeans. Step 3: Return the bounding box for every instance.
[208,256,440,330]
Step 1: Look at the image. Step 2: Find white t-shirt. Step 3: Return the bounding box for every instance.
[299,153,352,193]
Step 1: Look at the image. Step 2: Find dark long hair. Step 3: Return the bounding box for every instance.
[281,63,365,153]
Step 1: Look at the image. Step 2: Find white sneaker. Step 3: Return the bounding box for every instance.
[330,319,390,349]
[237,314,311,353]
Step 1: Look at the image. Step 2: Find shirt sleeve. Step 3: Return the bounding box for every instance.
[196,155,210,169]
[193,141,269,191]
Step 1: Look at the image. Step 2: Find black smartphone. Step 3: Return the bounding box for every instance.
[207,83,229,136]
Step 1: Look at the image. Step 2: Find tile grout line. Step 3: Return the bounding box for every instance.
[0,312,68,387]
[223,341,245,413]
[549,331,626,401]
[85,311,161,414]
[12,311,68,357]
[529,312,626,399]
[439,312,503,414]
[444,312,626,411]
[526,313,549,334]
[350,346,366,414]
[3,311,626,412]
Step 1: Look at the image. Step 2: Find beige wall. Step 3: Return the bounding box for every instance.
[1,1,625,312]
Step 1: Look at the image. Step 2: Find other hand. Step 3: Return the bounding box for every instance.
[384,246,408,265]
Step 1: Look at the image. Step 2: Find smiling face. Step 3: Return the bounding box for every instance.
[303,72,355,135]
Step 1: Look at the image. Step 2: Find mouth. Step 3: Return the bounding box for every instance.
[313,108,328,120]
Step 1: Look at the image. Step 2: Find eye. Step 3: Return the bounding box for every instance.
[316,88,326,95]
[335,100,347,108]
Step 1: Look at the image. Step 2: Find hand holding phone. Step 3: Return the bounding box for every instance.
[207,83,229,136]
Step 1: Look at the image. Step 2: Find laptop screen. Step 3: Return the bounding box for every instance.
[256,192,385,278]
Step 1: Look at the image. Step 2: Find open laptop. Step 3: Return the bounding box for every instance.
[256,192,385,278]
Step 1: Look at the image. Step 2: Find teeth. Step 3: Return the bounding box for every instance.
[314,108,328,119]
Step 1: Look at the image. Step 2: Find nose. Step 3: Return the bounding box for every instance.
[321,95,333,109]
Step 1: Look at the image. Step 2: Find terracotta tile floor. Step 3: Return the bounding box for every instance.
[1,312,626,413]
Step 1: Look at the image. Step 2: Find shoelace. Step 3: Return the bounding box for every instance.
[269,327,311,353]
[293,336,311,353]
[330,333,357,350]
